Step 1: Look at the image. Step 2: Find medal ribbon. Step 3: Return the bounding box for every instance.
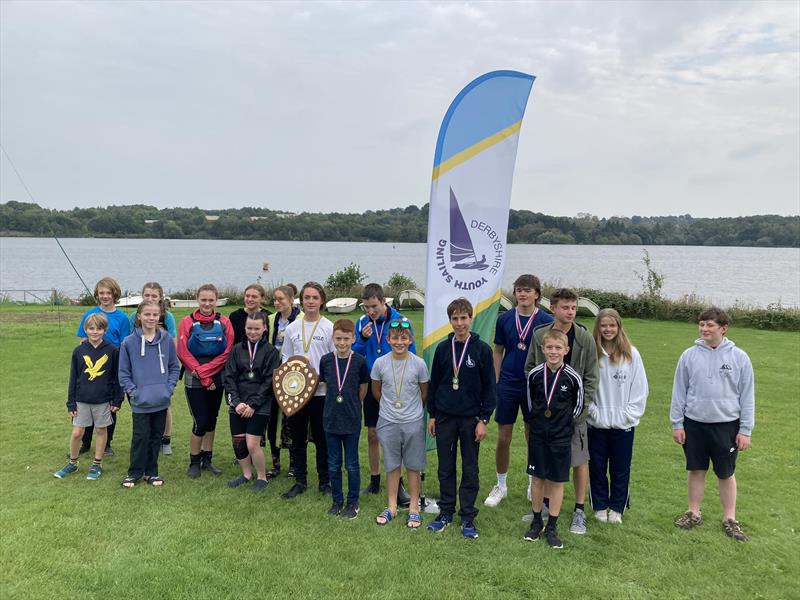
[391,356,409,400]
[335,352,354,395]
[247,340,259,371]
[301,317,321,354]
[515,308,537,346]
[543,365,563,413]
[451,335,471,381]
[371,316,387,350]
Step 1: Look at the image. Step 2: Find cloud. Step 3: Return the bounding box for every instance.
[0,0,797,217]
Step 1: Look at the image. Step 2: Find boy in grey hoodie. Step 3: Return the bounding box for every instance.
[670,307,754,541]
[119,301,181,487]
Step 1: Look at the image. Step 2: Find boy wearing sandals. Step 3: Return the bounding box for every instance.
[118,300,181,488]
[54,313,123,481]
[370,318,429,528]
[670,307,754,542]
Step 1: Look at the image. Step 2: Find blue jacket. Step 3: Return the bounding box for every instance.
[353,305,416,369]
[119,328,180,414]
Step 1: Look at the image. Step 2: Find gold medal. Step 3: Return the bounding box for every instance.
[395,401,402,409]
[544,409,552,418]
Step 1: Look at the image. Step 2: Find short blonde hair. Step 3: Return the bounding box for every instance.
[84,313,108,330]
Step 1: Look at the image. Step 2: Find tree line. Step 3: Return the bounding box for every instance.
[1,201,797,247]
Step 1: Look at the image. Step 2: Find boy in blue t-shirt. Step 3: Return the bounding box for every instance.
[484,274,553,508]
[75,277,131,455]
[319,319,370,519]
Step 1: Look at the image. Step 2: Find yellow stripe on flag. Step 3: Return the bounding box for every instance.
[421,289,503,350]
[431,121,522,182]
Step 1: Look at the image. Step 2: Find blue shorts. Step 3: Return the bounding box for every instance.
[494,383,527,425]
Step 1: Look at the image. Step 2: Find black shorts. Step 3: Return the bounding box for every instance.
[363,386,379,428]
[527,437,571,483]
[230,412,269,437]
[683,417,739,479]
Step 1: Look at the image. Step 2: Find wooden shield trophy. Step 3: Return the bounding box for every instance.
[273,355,319,416]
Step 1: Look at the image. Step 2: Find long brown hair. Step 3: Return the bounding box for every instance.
[593,308,633,366]
[141,282,168,324]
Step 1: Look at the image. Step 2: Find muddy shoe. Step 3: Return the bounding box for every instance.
[675,510,702,530]
[722,518,747,541]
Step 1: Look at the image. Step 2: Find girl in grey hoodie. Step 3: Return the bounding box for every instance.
[119,300,180,487]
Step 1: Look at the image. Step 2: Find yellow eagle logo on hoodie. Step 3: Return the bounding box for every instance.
[83,354,109,381]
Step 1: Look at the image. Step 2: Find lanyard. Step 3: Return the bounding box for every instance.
[391,356,409,400]
[300,317,321,354]
[515,308,537,344]
[371,317,387,351]
[451,335,470,382]
[543,365,564,412]
[247,340,259,370]
[335,352,354,395]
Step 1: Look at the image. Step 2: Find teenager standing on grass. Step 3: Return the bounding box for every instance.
[76,276,132,456]
[353,283,417,500]
[587,309,648,524]
[119,300,180,488]
[177,284,234,479]
[223,311,281,492]
[427,298,496,539]
[525,288,598,535]
[280,282,335,498]
[670,307,754,542]
[266,284,303,479]
[55,313,123,480]
[129,282,177,455]
[484,274,553,508]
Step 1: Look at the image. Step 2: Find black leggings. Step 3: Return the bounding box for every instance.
[186,386,224,437]
[287,395,327,487]
[266,397,281,459]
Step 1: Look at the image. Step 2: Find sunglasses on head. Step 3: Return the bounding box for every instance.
[389,320,411,329]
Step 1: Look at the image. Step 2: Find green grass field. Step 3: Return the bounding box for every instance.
[1,305,798,599]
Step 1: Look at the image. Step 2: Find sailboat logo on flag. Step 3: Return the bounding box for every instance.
[435,187,504,291]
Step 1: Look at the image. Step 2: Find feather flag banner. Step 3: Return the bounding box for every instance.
[422,70,535,369]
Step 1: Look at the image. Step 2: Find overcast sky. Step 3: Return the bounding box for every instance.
[1,1,798,218]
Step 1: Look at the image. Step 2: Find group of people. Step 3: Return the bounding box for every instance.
[55,273,755,547]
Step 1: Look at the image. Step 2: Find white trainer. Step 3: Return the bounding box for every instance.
[607,510,623,524]
[594,509,608,522]
[483,485,507,507]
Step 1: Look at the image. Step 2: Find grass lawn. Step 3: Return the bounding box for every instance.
[1,304,798,599]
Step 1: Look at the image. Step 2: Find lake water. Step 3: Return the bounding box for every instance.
[1,237,798,308]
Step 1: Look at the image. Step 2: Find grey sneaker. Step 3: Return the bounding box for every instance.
[722,518,747,541]
[161,443,173,455]
[675,510,702,530]
[569,509,587,535]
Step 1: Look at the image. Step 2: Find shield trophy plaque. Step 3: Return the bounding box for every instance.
[273,355,319,416]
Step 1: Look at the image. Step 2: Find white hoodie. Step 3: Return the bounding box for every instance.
[588,346,648,430]
[670,338,755,435]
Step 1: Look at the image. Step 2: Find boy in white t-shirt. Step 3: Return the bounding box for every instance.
[280,282,335,499]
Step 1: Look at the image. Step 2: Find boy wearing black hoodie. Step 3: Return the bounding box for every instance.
[55,313,123,481]
[427,298,496,539]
